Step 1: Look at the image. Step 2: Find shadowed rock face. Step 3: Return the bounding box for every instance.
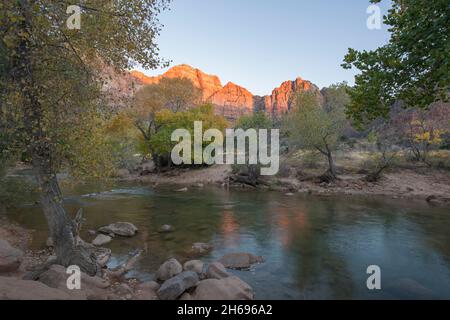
[129,64,320,120]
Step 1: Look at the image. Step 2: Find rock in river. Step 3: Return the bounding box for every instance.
[98,222,138,237]
[191,242,213,255]
[158,224,175,233]
[0,239,24,273]
[218,252,264,270]
[92,234,112,246]
[155,258,183,281]
[157,271,199,300]
[191,276,253,300]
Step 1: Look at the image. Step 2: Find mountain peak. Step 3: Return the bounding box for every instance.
[129,65,318,119]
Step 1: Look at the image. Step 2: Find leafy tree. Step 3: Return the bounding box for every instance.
[284,91,346,181]
[0,0,169,274]
[149,103,228,166]
[231,112,273,185]
[342,0,449,126]
[131,77,201,161]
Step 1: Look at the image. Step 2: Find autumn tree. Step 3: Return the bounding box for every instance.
[0,0,169,275]
[284,90,347,182]
[131,77,201,165]
[342,0,449,126]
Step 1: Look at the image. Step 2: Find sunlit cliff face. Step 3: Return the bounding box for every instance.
[129,64,319,119]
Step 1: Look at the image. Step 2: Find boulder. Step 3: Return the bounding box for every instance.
[134,286,159,300]
[218,253,264,270]
[98,222,138,237]
[183,260,204,275]
[137,281,160,292]
[158,224,175,233]
[38,264,110,300]
[179,292,193,300]
[191,242,213,255]
[0,276,75,300]
[155,258,182,281]
[191,276,253,300]
[157,271,199,300]
[0,239,24,273]
[206,262,230,279]
[92,234,112,246]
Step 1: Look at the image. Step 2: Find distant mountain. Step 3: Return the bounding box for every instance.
[114,64,320,121]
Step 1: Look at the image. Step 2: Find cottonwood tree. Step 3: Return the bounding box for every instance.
[284,90,347,182]
[131,77,201,165]
[0,0,169,275]
[342,0,449,127]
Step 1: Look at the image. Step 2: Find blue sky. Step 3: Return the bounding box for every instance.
[137,0,392,95]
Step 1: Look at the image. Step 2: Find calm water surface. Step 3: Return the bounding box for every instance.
[4,180,450,299]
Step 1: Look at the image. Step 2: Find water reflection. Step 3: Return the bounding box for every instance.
[3,183,450,299]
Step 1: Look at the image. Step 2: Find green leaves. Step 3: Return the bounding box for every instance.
[343,0,450,127]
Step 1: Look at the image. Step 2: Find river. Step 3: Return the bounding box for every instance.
[4,180,450,299]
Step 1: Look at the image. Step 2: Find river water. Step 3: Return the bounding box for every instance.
[4,180,450,299]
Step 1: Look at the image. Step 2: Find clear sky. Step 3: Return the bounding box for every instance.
[137,0,392,95]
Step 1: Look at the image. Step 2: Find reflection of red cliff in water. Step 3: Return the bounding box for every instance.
[274,207,308,248]
[221,210,240,246]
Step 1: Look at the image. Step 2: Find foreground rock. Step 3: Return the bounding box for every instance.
[155,258,183,281]
[0,239,24,273]
[191,276,253,300]
[183,260,204,275]
[206,262,230,279]
[157,271,199,300]
[38,265,111,300]
[0,276,75,300]
[218,253,264,270]
[92,234,112,246]
[98,222,138,237]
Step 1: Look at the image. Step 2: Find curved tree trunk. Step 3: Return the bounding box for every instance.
[15,0,98,276]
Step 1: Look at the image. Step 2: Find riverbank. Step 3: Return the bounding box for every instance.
[120,165,450,206]
[0,217,258,300]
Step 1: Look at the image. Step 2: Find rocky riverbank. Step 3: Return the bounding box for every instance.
[0,217,262,300]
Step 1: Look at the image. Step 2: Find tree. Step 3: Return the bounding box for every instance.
[149,103,228,166]
[131,77,201,165]
[342,0,449,126]
[0,0,169,275]
[284,91,347,181]
[231,112,273,186]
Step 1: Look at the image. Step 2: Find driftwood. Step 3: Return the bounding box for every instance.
[105,249,143,281]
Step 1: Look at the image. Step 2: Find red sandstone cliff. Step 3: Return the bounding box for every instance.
[128,64,320,119]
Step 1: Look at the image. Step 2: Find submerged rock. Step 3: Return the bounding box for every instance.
[155,258,183,281]
[218,252,264,270]
[0,239,24,273]
[158,224,175,233]
[191,276,253,300]
[157,271,199,300]
[191,242,213,255]
[98,222,138,237]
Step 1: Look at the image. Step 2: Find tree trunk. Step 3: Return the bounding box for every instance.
[326,151,337,177]
[15,0,98,276]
